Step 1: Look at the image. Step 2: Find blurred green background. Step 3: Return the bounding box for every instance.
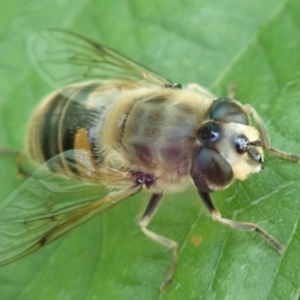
[0,0,300,299]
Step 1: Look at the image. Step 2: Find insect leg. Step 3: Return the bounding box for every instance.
[139,192,178,291]
[245,105,300,162]
[227,84,237,99]
[0,147,20,156]
[198,190,285,253]
[0,147,31,176]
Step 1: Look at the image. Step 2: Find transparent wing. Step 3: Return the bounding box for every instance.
[28,29,172,88]
[0,150,142,266]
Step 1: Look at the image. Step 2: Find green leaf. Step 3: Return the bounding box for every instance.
[1,0,300,299]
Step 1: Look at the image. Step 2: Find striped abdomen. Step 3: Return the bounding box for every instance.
[27,82,118,175]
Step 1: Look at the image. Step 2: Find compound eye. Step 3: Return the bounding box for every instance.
[210,98,249,125]
[191,147,233,192]
[198,121,221,145]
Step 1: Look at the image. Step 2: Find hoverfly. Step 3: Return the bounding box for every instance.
[0,29,299,291]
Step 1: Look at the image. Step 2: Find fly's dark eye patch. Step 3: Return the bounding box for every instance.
[197,121,221,145]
